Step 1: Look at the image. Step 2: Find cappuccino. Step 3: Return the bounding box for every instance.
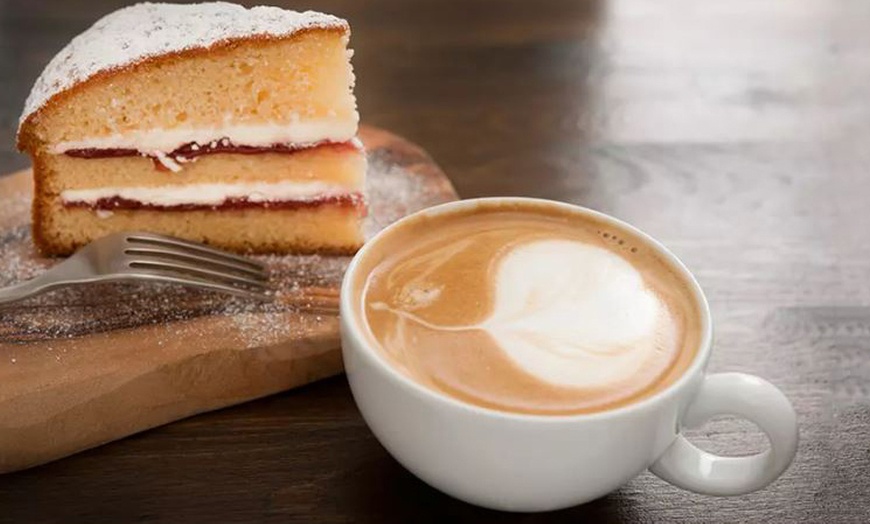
[356,201,701,415]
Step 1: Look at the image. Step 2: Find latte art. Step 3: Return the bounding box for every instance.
[360,202,700,415]
[482,240,666,388]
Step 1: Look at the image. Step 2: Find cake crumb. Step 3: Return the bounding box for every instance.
[19,3,347,129]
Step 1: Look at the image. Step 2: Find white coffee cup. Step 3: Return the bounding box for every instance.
[340,197,798,512]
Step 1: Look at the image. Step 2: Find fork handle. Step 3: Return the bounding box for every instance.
[0,250,100,306]
[0,273,68,306]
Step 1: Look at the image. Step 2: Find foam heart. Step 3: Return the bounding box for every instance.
[481,239,664,388]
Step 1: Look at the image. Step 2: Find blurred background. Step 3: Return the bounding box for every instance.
[1,1,868,522]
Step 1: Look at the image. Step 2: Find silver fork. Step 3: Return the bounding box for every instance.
[0,231,270,306]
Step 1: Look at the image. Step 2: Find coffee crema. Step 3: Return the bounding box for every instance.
[357,201,701,415]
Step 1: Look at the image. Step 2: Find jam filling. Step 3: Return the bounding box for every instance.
[64,193,368,215]
[64,139,361,171]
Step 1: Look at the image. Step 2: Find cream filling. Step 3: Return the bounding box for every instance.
[60,180,360,207]
[50,117,359,154]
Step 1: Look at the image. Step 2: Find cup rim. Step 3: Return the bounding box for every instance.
[341,197,713,422]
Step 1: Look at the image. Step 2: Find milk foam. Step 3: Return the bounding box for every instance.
[363,204,697,414]
[481,239,663,388]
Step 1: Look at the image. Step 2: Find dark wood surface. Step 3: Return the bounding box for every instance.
[1,0,868,521]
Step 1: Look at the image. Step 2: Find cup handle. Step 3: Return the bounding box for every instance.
[649,372,798,495]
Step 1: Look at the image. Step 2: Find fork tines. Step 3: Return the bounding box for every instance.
[124,232,270,299]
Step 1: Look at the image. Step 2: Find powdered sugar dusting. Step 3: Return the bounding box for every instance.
[365,163,430,236]
[19,2,347,128]
[0,229,51,287]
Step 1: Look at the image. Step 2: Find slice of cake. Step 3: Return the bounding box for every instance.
[17,2,366,255]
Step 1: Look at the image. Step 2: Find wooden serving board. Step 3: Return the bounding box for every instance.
[0,126,457,473]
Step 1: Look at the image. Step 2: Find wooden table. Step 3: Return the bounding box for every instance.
[1,0,868,521]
